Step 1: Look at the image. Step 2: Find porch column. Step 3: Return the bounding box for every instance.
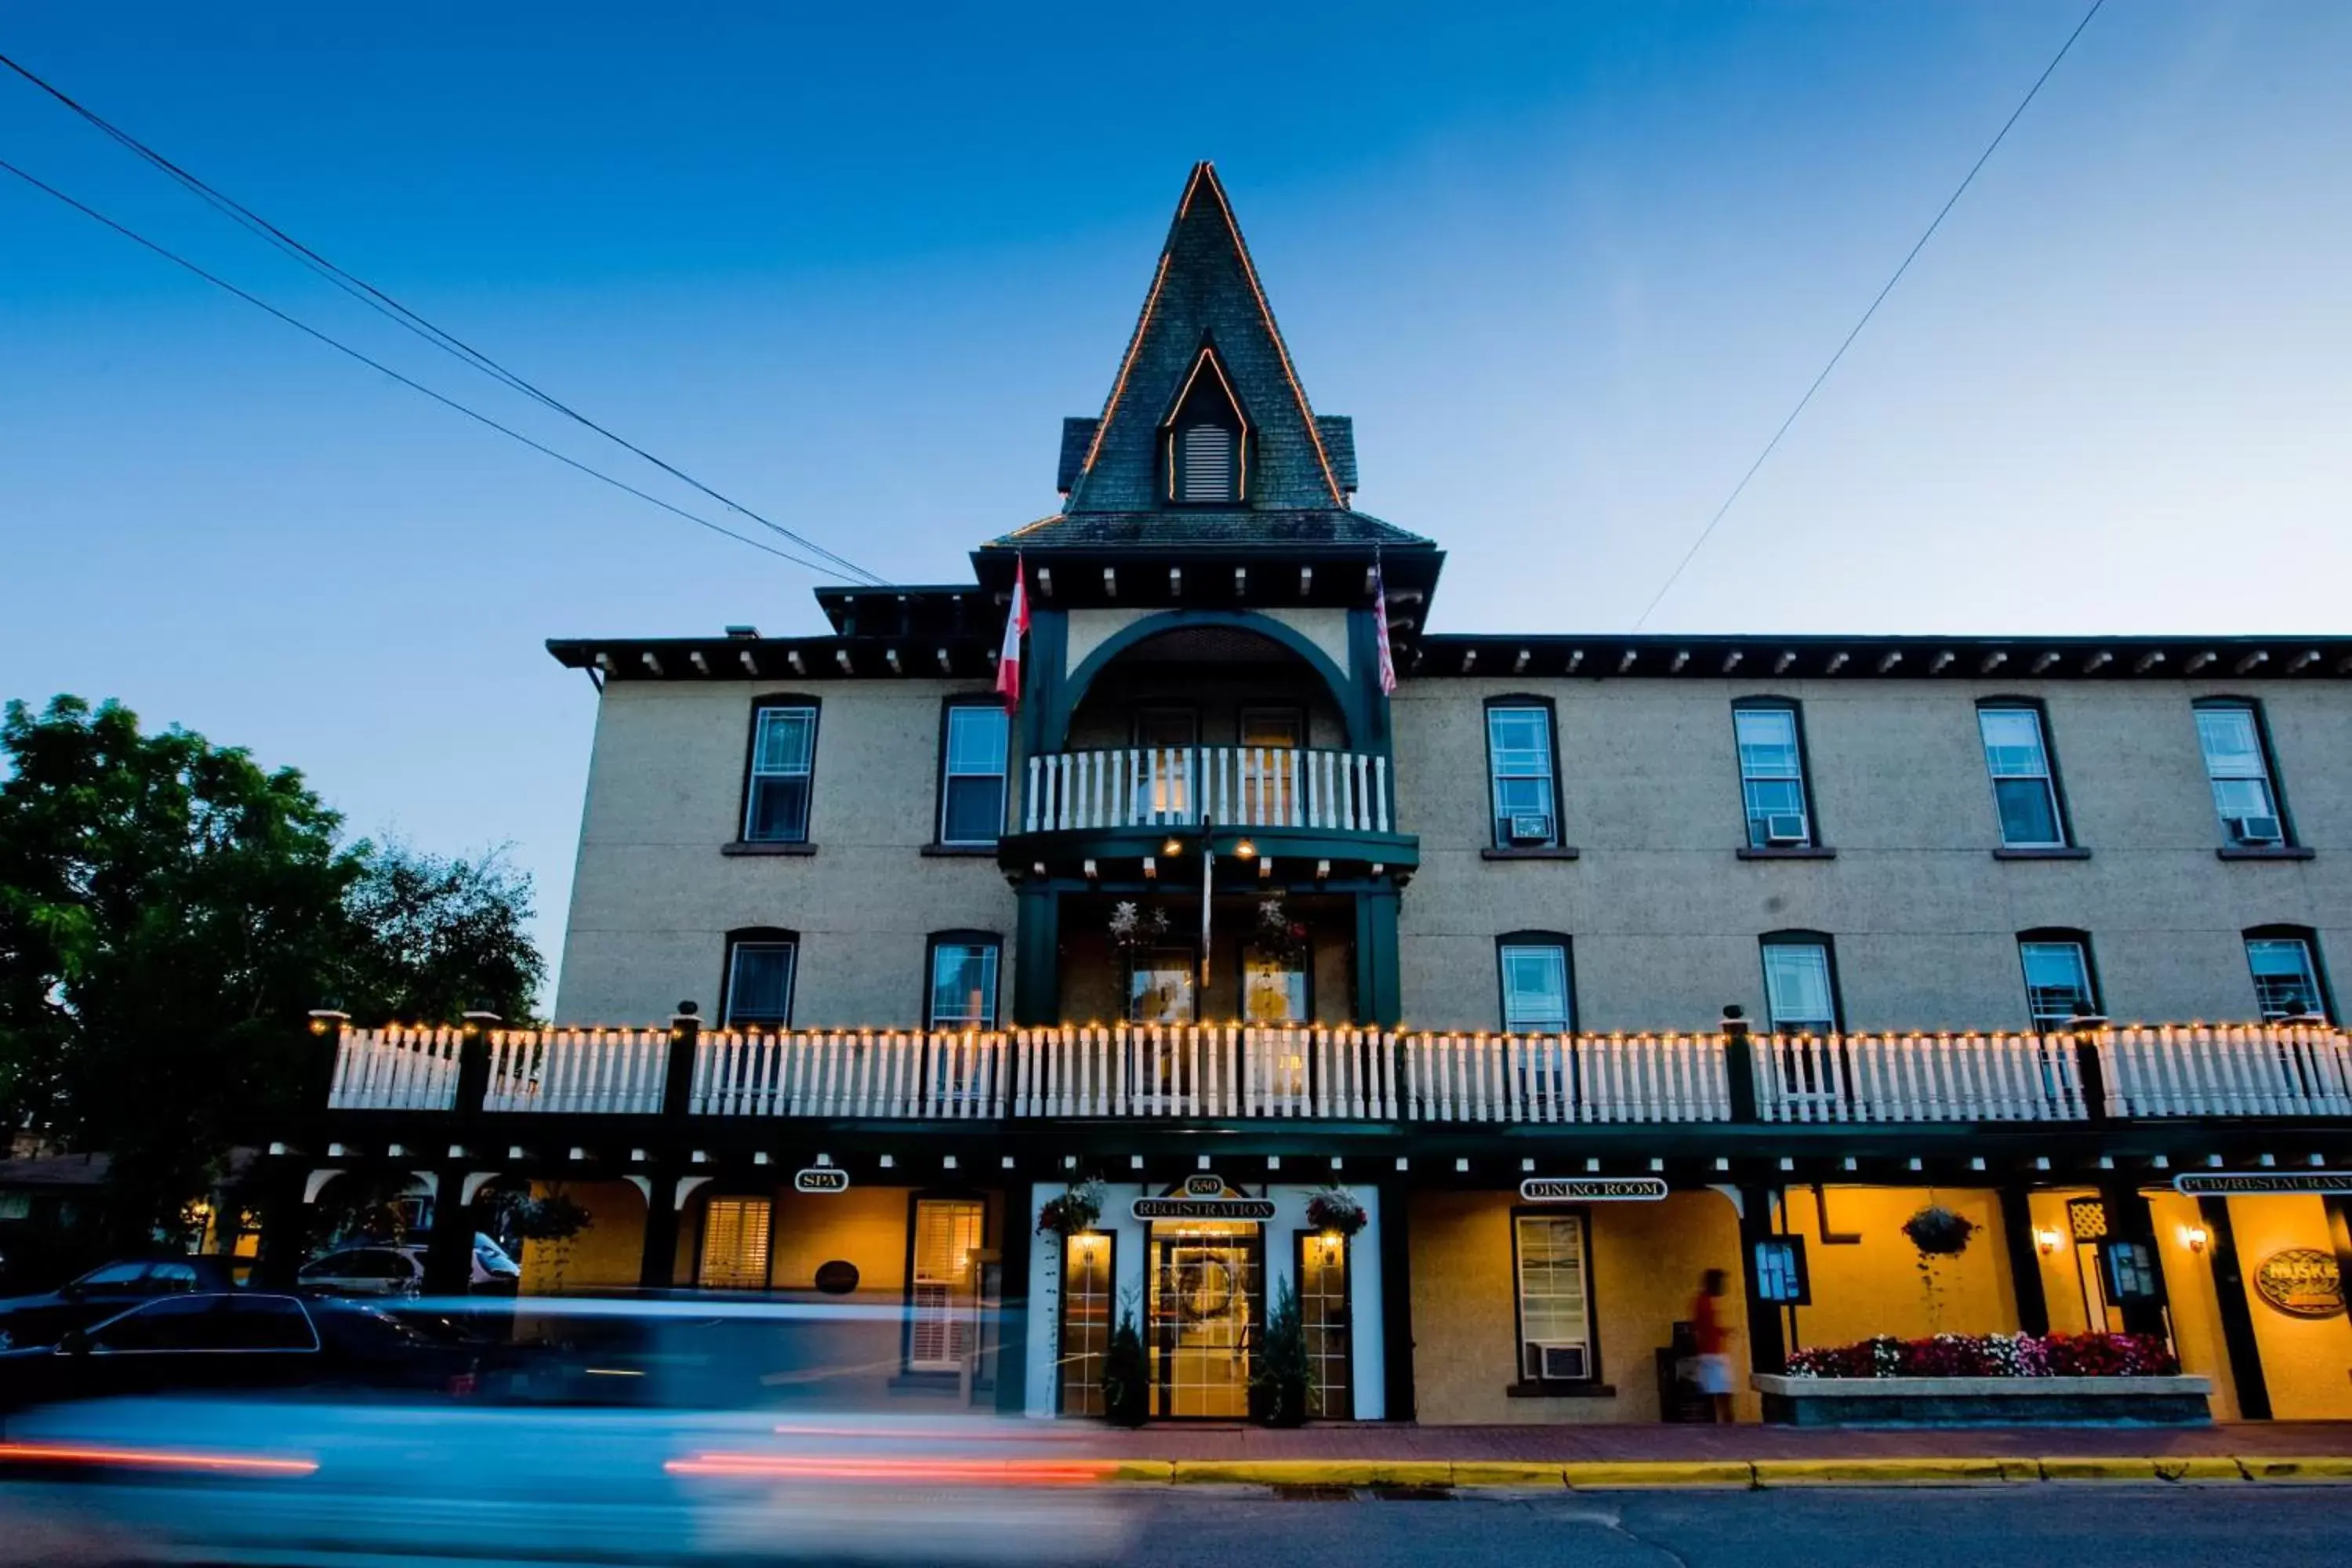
[249,1163,312,1290]
[1997,1185,2050,1335]
[1378,1181,1416,1421]
[639,1170,683,1289]
[994,1196,1033,1416]
[1737,1183,1788,1374]
[1014,883,1060,1026]
[2198,1196,2272,1421]
[1352,884,1401,1027]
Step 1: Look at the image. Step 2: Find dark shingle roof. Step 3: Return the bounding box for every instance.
[991,508,1428,550]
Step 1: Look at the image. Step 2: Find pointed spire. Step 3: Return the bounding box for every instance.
[1066,163,1347,513]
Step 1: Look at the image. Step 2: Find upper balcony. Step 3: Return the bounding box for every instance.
[1021,745,1392,837]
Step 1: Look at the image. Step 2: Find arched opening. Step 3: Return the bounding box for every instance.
[1059,615,1359,754]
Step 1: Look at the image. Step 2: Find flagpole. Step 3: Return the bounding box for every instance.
[1199,815,1214,1001]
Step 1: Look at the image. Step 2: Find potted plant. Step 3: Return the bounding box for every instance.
[1304,1185,1367,1238]
[1250,1278,1312,1427]
[1102,1305,1149,1427]
[1036,1179,1107,1240]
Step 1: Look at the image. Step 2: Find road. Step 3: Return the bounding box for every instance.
[1113,1485,2343,1567]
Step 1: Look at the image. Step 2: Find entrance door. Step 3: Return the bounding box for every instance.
[1149,1224,1261,1417]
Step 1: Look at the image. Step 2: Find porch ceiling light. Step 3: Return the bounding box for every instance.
[1235,839,1256,858]
[1162,837,1184,857]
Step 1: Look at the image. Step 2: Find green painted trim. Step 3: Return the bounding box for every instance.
[1353,884,1402,1025]
[1051,609,1367,752]
[1018,610,1068,764]
[1013,884,1061,1027]
[1348,606,1394,753]
[999,825,1419,874]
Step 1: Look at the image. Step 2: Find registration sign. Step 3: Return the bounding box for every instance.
[1132,1197,1276,1222]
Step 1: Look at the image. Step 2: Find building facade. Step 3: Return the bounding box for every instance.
[267,164,2352,1425]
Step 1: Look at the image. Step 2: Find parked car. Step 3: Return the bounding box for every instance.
[297,1247,424,1298]
[0,1291,487,1408]
[395,1232,522,1293]
[0,1255,238,1352]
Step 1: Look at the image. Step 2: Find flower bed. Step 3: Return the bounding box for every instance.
[1786,1332,2178,1380]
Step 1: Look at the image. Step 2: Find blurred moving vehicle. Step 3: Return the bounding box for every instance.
[297,1246,423,1298]
[0,1256,237,1352]
[0,1291,485,1408]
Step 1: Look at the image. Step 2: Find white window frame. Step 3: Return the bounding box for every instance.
[2018,938,2098,1030]
[742,704,817,844]
[698,1197,772,1290]
[927,938,1000,1030]
[2194,703,2283,845]
[724,939,797,1028]
[938,705,1010,846]
[1733,706,1812,848]
[1512,1210,1593,1384]
[2245,935,2328,1023]
[1498,942,1572,1033]
[1761,940,1838,1035]
[909,1198,986,1372]
[1977,706,2067,848]
[1486,705,1559,848]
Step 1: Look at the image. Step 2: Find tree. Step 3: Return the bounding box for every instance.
[0,695,544,1247]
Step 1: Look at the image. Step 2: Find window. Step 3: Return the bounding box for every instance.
[1486,702,1559,848]
[1977,706,2068,848]
[2018,933,2100,1029]
[1497,938,1573,1033]
[742,702,817,843]
[1760,935,1839,1035]
[1134,709,1198,820]
[909,1198,985,1372]
[89,1295,229,1353]
[1165,350,1245,503]
[1127,947,1197,1024]
[723,931,797,1028]
[1058,1230,1114,1416]
[2195,702,2287,846]
[927,935,1000,1029]
[224,1295,320,1352]
[1733,704,1813,848]
[1242,943,1310,1025]
[698,1197,772,1290]
[2245,930,2331,1022]
[938,704,1009,845]
[1513,1212,1594,1383]
[1298,1231,1352,1419]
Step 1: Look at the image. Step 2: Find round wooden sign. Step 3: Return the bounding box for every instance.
[2253,1248,2343,1319]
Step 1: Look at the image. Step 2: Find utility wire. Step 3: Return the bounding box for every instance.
[0,156,864,582]
[1630,0,2106,630]
[0,49,890,588]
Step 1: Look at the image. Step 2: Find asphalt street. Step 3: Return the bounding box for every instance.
[1112,1485,2343,1567]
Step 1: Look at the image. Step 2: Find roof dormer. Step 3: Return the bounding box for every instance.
[1163,346,1247,505]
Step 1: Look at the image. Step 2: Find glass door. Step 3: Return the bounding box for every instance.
[1134,710,1198,822]
[1149,1222,1261,1418]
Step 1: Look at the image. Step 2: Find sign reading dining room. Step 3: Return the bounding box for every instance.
[2252,1249,2344,1319]
[1519,1177,1669,1203]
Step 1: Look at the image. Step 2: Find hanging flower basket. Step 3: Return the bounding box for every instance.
[1304,1185,1367,1238]
[1037,1179,1106,1240]
[1254,897,1310,966]
[1109,902,1171,953]
[1902,1204,1976,1257]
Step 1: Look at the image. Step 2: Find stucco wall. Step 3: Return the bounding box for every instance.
[556,679,1019,1025]
[516,1180,645,1294]
[1784,1185,2019,1348]
[1407,1189,1749,1424]
[1392,676,2352,1032]
[2221,1192,2352,1419]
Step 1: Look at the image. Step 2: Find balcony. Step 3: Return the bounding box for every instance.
[321,1019,2352,1127]
[1020,746,1392,836]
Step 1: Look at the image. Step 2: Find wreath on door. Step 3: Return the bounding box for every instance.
[1174,1256,1237,1322]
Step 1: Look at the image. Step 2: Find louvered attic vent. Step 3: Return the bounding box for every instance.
[1178,423,1237,502]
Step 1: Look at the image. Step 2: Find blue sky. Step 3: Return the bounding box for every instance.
[4,2,2347,998]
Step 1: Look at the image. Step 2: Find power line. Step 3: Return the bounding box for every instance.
[1630,0,2107,631]
[0,49,890,588]
[0,155,866,582]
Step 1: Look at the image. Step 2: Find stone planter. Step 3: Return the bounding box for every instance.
[1753,1373,2212,1427]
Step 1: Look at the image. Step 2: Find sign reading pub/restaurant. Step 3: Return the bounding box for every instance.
[793,1167,851,1194]
[2172,1171,2352,1196]
[1519,1177,1669,1203]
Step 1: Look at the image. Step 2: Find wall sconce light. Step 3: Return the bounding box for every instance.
[2033,1227,2063,1255]
[2180,1225,2210,1253]
[1235,839,1256,859]
[1162,837,1184,858]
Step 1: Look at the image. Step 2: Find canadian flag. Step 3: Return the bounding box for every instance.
[996,557,1029,710]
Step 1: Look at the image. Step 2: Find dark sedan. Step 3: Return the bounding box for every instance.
[0,1291,485,1409]
[0,1256,238,1352]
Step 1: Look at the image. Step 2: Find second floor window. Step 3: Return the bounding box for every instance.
[2018,935,2100,1029]
[1733,705,1813,848]
[927,936,1000,1030]
[938,705,1009,845]
[743,703,817,843]
[1486,704,1558,848]
[1498,940,1572,1033]
[724,935,797,1028]
[2195,702,2285,846]
[2245,931,2328,1022]
[1761,938,1838,1035]
[1977,706,2067,848]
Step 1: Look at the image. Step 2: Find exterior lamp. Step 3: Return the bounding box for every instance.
[2034,1227,2063,1255]
[2180,1225,2210,1253]
[1163,837,1184,857]
[1235,839,1256,859]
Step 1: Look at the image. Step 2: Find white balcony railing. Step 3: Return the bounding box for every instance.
[325,1021,2352,1126]
[1022,746,1391,834]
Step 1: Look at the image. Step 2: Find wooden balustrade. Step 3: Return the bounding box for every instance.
[327,1020,2352,1127]
[1022,746,1391,834]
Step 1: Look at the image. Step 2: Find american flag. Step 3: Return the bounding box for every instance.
[1372,561,1398,695]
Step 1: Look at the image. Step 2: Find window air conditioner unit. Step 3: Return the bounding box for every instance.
[1535,1342,1588,1382]
[2232,815,2283,846]
[1508,814,1554,844]
[1763,813,1809,846]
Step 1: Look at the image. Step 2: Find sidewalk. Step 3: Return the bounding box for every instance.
[1066,1421,2352,1487]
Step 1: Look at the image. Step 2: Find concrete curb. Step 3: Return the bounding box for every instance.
[1107,1456,2352,1490]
